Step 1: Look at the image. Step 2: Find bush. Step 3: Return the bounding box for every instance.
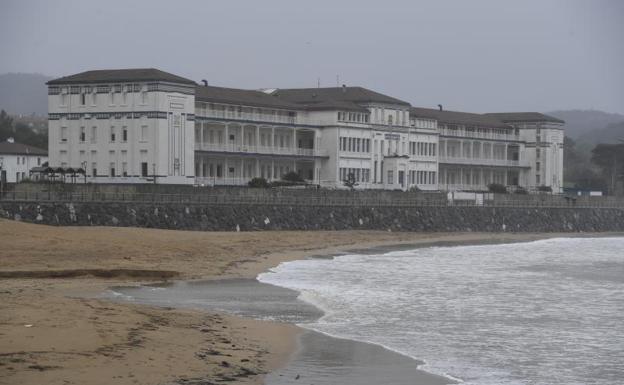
[248,177,269,188]
[488,183,507,194]
[282,171,304,183]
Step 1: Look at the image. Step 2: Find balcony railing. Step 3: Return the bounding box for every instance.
[439,128,519,142]
[438,156,526,167]
[195,143,328,157]
[196,109,297,124]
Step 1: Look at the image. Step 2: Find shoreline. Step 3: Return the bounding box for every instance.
[1,219,622,385]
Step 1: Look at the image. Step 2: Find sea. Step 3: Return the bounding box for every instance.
[257,237,624,385]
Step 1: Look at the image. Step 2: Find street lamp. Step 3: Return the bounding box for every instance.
[0,158,4,197]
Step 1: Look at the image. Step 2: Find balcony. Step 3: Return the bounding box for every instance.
[439,156,527,168]
[196,109,297,124]
[195,143,328,157]
[439,128,519,142]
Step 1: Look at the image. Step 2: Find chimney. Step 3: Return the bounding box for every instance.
[342,84,346,93]
[438,104,443,111]
[201,79,208,86]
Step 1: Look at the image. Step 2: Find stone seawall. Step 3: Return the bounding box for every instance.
[1,202,623,232]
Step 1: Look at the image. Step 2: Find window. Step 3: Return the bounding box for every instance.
[141,162,148,177]
[387,170,394,184]
[122,89,127,105]
[60,93,67,106]
[79,127,86,142]
[536,162,541,172]
[110,126,116,142]
[91,126,97,143]
[37,157,41,166]
[92,162,97,177]
[92,92,97,105]
[536,174,541,184]
[141,89,148,104]
[60,126,68,142]
[122,162,128,177]
[536,148,541,159]
[80,93,86,106]
[122,127,128,142]
[109,91,115,105]
[16,157,19,165]
[110,163,115,177]
[140,125,148,141]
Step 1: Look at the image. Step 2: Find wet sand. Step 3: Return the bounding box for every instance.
[1,218,618,385]
[109,279,452,384]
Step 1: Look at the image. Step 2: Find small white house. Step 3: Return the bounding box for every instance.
[0,138,48,183]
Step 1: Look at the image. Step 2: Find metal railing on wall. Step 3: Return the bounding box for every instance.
[1,189,623,208]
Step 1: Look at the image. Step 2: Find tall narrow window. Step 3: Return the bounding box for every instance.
[122,127,128,142]
[80,93,86,106]
[60,126,68,142]
[110,126,116,142]
[140,125,148,141]
[91,126,97,143]
[79,127,85,142]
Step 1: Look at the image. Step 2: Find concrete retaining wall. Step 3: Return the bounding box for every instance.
[1,201,623,232]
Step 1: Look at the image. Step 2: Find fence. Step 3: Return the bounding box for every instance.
[1,188,624,208]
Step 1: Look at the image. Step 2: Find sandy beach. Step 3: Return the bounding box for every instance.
[1,218,617,385]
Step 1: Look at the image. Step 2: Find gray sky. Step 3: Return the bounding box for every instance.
[2,0,623,114]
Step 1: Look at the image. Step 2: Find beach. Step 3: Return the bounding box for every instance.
[0,218,616,385]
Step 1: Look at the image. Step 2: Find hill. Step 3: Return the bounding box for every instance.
[547,110,624,140]
[0,73,52,116]
[578,121,624,145]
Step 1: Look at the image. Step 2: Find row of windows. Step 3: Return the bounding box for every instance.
[339,167,371,183]
[339,137,371,153]
[60,125,149,143]
[61,86,148,107]
[195,162,306,180]
[337,112,370,123]
[62,151,151,178]
[409,142,437,157]
[410,170,437,185]
[14,156,43,166]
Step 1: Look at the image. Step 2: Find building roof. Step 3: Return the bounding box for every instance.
[410,107,512,129]
[272,86,411,108]
[484,112,565,124]
[0,141,47,156]
[195,85,299,110]
[47,68,196,85]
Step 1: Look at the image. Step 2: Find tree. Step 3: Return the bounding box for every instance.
[591,143,624,195]
[281,171,304,183]
[0,110,48,149]
[248,177,269,188]
[343,172,358,190]
[564,136,605,190]
[487,183,507,194]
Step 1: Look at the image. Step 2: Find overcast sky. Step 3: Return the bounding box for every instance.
[1,0,623,114]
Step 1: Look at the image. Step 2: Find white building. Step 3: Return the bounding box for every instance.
[46,68,564,192]
[47,68,196,184]
[0,138,48,183]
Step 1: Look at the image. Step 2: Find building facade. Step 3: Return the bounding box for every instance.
[47,68,564,192]
[0,138,48,183]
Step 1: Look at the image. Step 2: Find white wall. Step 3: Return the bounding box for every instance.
[0,153,47,183]
[48,82,195,184]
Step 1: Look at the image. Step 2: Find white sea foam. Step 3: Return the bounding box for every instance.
[258,237,624,385]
